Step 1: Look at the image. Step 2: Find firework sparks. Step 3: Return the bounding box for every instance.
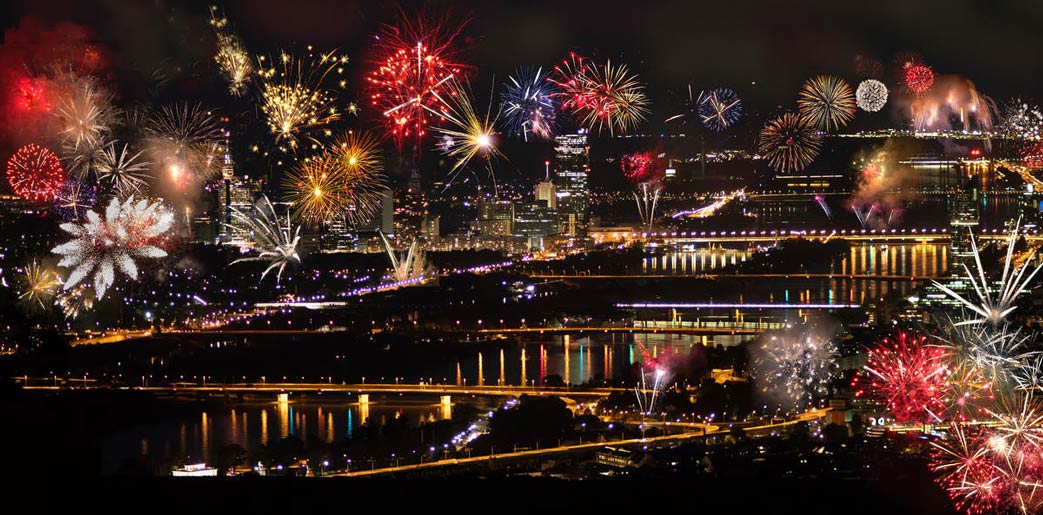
[430,79,503,186]
[54,178,96,220]
[500,66,557,141]
[634,367,667,416]
[797,75,856,132]
[96,142,151,196]
[856,79,888,113]
[932,220,1043,327]
[758,112,822,173]
[697,87,743,131]
[257,49,345,147]
[553,57,650,136]
[227,195,300,284]
[55,283,93,320]
[51,196,173,300]
[144,102,224,188]
[854,332,951,423]
[366,10,470,146]
[209,6,253,96]
[622,150,665,232]
[750,326,839,409]
[930,423,1005,514]
[18,260,58,311]
[813,194,832,219]
[1001,99,1043,138]
[282,152,385,226]
[904,64,935,96]
[331,131,383,177]
[664,84,700,126]
[6,143,65,202]
[53,77,117,167]
[379,231,428,283]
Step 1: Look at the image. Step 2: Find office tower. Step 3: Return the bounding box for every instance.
[553,130,589,236]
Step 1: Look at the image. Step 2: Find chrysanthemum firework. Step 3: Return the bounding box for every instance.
[18,260,59,311]
[697,87,742,131]
[758,112,822,173]
[750,326,839,409]
[856,79,888,113]
[257,49,345,147]
[500,66,557,141]
[282,152,386,226]
[51,196,173,300]
[797,75,856,132]
[854,331,951,423]
[227,195,300,284]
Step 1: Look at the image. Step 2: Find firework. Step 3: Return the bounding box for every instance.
[758,112,822,173]
[930,423,1005,514]
[366,10,470,146]
[380,231,428,283]
[750,326,839,409]
[282,152,385,226]
[6,143,65,202]
[430,79,503,185]
[331,131,383,176]
[560,58,650,136]
[96,142,151,196]
[932,220,1042,327]
[813,194,832,219]
[53,77,117,165]
[18,260,58,311]
[856,79,888,113]
[209,6,253,96]
[697,87,743,131]
[227,195,300,284]
[257,50,345,147]
[634,367,667,416]
[144,102,224,188]
[664,84,700,126]
[797,75,856,132]
[55,283,93,320]
[500,66,557,141]
[1021,140,1043,170]
[622,150,665,231]
[1001,99,1043,138]
[852,203,878,229]
[51,196,173,300]
[54,178,96,220]
[942,322,1037,388]
[909,75,997,133]
[854,332,951,423]
[904,64,935,96]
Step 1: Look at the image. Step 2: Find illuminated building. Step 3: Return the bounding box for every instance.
[474,198,513,238]
[535,161,557,209]
[513,202,558,251]
[554,130,590,236]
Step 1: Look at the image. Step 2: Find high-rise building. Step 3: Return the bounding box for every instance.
[421,213,441,240]
[535,160,557,209]
[950,175,980,274]
[553,130,589,236]
[215,146,264,246]
[474,198,514,237]
[513,202,559,250]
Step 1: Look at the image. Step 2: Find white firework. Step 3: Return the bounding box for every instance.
[751,326,839,409]
[379,231,428,283]
[227,195,300,284]
[933,220,1043,326]
[54,79,117,153]
[1002,98,1043,138]
[633,180,663,232]
[96,142,152,196]
[18,260,59,311]
[52,196,173,300]
[856,79,888,113]
[941,321,1038,386]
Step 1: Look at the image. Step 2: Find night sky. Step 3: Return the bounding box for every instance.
[2,0,1041,124]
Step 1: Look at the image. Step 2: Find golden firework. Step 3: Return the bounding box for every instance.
[257,49,346,148]
[282,152,385,226]
[19,260,59,311]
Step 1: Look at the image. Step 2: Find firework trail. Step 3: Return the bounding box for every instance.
[758,112,821,173]
[813,194,832,219]
[379,231,428,283]
[664,84,700,126]
[634,366,667,416]
[51,196,173,300]
[500,66,557,141]
[227,195,300,284]
[621,149,665,231]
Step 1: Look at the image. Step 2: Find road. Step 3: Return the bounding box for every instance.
[328,408,831,477]
[529,273,942,281]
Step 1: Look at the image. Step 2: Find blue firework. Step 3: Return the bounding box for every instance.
[698,87,743,131]
[500,66,558,141]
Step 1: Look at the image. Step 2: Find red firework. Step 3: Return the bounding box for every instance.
[853,331,951,423]
[1021,140,1043,170]
[621,149,665,185]
[904,64,935,97]
[366,9,471,147]
[6,144,65,202]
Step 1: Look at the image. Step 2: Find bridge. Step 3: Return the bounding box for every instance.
[328,408,831,477]
[591,226,1035,245]
[530,273,943,282]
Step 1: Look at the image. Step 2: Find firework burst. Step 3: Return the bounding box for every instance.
[18,260,59,311]
[366,10,471,147]
[1001,99,1043,138]
[51,196,173,300]
[854,331,951,423]
[856,79,888,113]
[797,75,856,132]
[6,143,65,202]
[930,423,1006,514]
[54,178,96,220]
[555,57,650,136]
[257,49,345,147]
[282,152,385,226]
[53,77,117,171]
[379,231,428,283]
[758,112,822,173]
[96,142,151,196]
[500,66,557,141]
[904,64,935,96]
[750,326,839,409]
[144,102,224,188]
[227,195,300,284]
[697,87,743,131]
[431,79,503,186]
[209,6,253,96]
[933,220,1043,327]
[331,131,383,176]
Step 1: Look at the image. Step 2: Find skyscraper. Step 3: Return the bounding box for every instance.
[535,160,557,209]
[554,130,589,237]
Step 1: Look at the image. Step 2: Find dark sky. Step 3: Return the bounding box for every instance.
[2,0,1041,124]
